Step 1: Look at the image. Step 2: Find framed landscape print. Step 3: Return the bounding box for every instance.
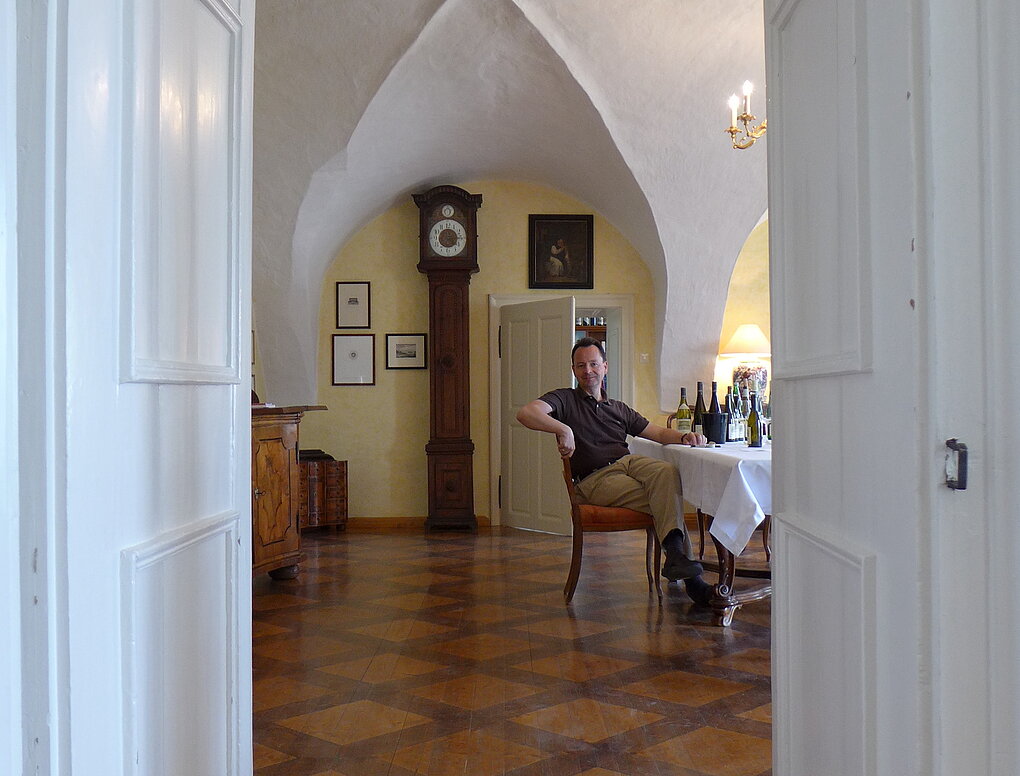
[335,281,371,328]
[332,333,375,385]
[528,214,594,289]
[385,333,427,369]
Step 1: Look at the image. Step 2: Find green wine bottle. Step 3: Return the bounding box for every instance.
[746,390,762,448]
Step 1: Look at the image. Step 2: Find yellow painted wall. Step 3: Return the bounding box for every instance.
[298,180,659,520]
[713,218,771,392]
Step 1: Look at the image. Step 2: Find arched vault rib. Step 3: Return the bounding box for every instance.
[254,0,767,408]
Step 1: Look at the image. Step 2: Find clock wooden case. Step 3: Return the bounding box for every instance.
[413,185,483,529]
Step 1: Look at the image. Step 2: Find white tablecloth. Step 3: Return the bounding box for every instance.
[628,436,772,555]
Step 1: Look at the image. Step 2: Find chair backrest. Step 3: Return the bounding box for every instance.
[560,457,586,535]
[561,456,580,506]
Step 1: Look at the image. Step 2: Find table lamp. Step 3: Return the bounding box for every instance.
[719,323,771,396]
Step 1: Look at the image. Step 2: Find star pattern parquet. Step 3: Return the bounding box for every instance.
[254,527,772,776]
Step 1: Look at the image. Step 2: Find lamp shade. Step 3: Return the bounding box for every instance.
[720,324,771,358]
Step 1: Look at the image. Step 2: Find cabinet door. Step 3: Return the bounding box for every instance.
[252,420,300,570]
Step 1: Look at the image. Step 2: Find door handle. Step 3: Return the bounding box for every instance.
[945,438,968,490]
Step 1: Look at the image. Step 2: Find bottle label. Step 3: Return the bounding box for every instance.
[693,423,703,435]
[676,417,693,434]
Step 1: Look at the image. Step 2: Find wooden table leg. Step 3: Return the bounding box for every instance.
[705,514,772,627]
[708,531,742,626]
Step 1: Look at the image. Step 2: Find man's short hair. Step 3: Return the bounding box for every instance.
[571,337,606,362]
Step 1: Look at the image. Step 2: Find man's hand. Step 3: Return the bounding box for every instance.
[556,427,576,458]
[679,430,707,446]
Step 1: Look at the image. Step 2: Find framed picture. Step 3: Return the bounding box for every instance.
[335,281,371,328]
[331,333,375,385]
[528,214,594,289]
[385,333,427,370]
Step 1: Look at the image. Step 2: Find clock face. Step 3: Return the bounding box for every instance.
[428,217,467,257]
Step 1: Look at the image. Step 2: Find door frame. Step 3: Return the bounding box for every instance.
[8,1,70,769]
[487,293,634,525]
[2,0,23,767]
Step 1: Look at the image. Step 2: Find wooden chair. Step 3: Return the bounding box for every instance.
[561,457,663,604]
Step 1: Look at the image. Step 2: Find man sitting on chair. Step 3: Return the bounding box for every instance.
[516,337,713,604]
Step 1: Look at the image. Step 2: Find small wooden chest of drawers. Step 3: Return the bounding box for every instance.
[298,449,348,530]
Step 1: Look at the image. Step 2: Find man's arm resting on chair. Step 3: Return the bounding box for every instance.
[516,400,576,457]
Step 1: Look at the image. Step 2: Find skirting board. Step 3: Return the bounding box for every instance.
[346,515,492,531]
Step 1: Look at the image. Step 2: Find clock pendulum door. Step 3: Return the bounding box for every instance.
[412,185,483,529]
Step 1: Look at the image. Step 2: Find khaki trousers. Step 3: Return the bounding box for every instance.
[574,453,694,560]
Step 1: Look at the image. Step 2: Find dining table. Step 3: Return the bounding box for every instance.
[628,435,772,625]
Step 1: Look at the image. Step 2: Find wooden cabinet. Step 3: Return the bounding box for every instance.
[251,405,324,578]
[298,450,348,530]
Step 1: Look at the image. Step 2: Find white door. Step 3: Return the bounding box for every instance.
[766,0,918,771]
[14,0,255,772]
[500,297,574,533]
[766,0,1017,773]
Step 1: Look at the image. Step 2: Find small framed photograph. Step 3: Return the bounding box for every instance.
[335,281,371,328]
[528,214,594,289]
[385,333,427,370]
[332,334,375,385]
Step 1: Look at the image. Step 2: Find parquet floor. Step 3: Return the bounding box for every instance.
[253,527,772,776]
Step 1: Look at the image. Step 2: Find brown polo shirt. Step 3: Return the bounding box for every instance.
[538,387,650,481]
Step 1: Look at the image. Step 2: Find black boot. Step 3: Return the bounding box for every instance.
[661,529,704,581]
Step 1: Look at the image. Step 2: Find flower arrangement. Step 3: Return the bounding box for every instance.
[732,363,768,397]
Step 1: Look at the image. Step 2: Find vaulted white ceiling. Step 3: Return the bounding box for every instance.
[253,0,767,408]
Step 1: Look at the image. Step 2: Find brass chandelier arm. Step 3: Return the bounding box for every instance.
[726,116,767,150]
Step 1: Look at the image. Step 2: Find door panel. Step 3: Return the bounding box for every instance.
[500,297,574,533]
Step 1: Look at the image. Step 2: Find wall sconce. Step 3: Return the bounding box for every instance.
[726,81,767,149]
[719,323,771,395]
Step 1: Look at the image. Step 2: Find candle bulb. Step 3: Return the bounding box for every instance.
[742,80,753,115]
[728,94,740,127]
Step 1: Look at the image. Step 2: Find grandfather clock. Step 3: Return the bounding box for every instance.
[413,185,483,529]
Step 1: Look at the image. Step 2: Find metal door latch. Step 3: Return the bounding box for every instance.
[945,438,968,490]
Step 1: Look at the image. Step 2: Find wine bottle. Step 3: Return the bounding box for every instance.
[675,387,693,434]
[709,381,721,413]
[728,384,742,442]
[746,390,762,447]
[693,381,707,435]
[724,384,734,442]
